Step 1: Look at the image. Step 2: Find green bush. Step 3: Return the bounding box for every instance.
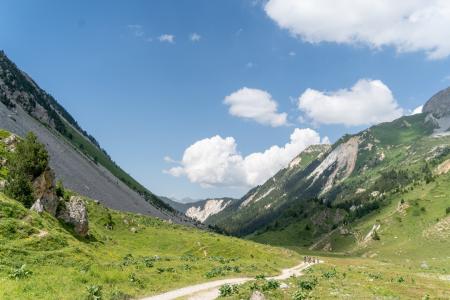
[9,264,32,280]
[262,279,280,291]
[219,284,239,297]
[86,285,102,300]
[298,277,318,290]
[4,173,34,208]
[446,207,450,215]
[4,132,49,207]
[292,289,309,300]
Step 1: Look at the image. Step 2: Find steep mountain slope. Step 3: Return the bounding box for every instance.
[212,87,450,238]
[160,196,236,223]
[0,51,175,219]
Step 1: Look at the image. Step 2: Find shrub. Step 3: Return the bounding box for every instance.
[9,264,32,280]
[322,268,337,279]
[86,285,102,300]
[292,289,309,300]
[262,279,280,291]
[219,284,239,297]
[219,284,232,297]
[5,132,49,207]
[4,173,34,208]
[142,257,154,268]
[446,207,450,215]
[298,277,318,290]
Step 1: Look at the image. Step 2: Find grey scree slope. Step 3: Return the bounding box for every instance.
[0,101,172,220]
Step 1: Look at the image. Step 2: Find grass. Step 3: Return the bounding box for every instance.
[245,172,450,298]
[220,257,449,299]
[0,192,299,300]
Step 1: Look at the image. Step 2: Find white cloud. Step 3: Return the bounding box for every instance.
[265,0,450,59]
[159,34,175,43]
[165,128,328,188]
[298,79,403,126]
[190,33,201,42]
[411,105,423,115]
[224,87,288,127]
[127,24,144,37]
[289,51,296,56]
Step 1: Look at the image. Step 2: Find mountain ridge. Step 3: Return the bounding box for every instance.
[208,87,450,238]
[0,50,179,220]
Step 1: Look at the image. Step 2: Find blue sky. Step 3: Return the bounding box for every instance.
[2,0,450,200]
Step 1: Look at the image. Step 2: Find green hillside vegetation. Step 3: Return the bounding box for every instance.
[0,192,299,300]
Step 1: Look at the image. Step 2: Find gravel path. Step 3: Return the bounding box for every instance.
[142,261,318,300]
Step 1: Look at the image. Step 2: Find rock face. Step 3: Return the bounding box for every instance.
[32,169,59,216]
[57,196,89,237]
[185,199,232,222]
[423,87,450,118]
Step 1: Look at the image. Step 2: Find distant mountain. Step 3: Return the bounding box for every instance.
[0,50,184,221]
[160,196,236,223]
[210,87,450,238]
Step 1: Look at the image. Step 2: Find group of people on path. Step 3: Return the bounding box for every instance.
[304,256,318,264]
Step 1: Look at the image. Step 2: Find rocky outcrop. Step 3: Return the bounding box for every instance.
[57,196,89,237]
[32,168,59,216]
[185,199,232,222]
[3,133,18,152]
[308,136,359,193]
[29,166,89,236]
[423,87,450,118]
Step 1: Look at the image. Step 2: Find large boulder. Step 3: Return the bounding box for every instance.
[31,168,58,216]
[57,196,89,237]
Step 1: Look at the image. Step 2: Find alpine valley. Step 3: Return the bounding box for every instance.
[1,19,450,300]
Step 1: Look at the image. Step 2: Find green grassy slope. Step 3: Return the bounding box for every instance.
[0,192,299,300]
[244,161,450,299]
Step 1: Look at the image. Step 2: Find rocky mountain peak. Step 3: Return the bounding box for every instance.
[423,87,450,118]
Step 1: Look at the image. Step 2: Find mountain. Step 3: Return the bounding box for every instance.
[0,51,180,221]
[160,196,236,223]
[211,87,450,239]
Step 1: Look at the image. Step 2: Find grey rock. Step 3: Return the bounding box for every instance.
[250,291,266,300]
[30,199,45,213]
[58,196,89,237]
[423,87,450,118]
[32,168,58,216]
[421,261,429,269]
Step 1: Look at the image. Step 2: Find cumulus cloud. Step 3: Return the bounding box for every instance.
[411,105,423,115]
[265,0,450,59]
[298,79,403,126]
[190,33,201,42]
[159,34,175,43]
[165,128,329,188]
[224,87,288,127]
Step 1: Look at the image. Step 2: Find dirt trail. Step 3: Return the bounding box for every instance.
[141,261,318,300]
